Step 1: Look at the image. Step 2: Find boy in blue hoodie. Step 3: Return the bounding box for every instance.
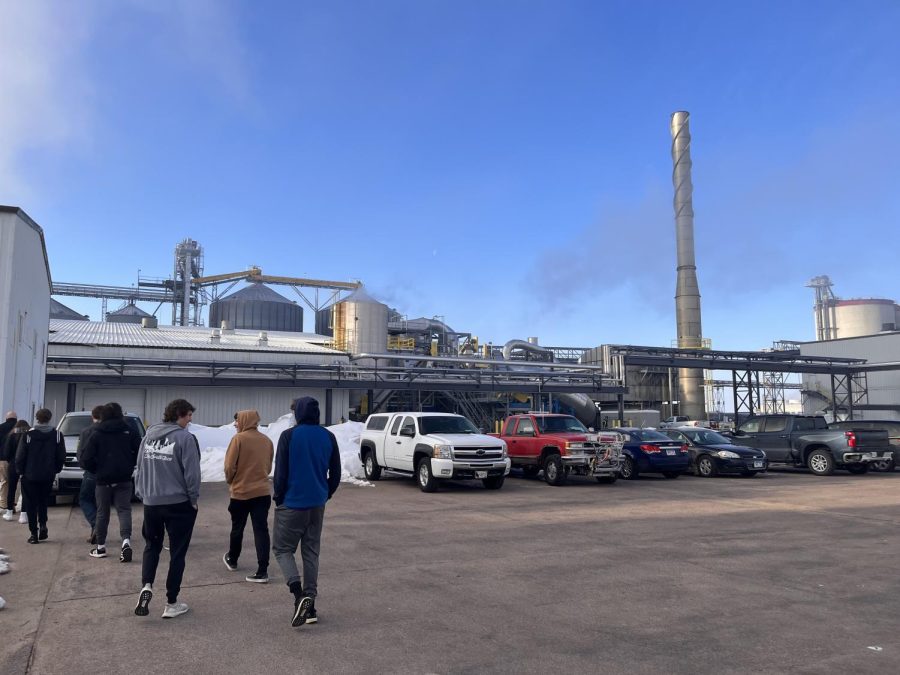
[272,397,341,627]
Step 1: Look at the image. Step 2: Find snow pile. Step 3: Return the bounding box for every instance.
[186,416,371,486]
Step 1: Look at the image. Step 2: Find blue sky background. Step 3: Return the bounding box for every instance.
[2,0,898,351]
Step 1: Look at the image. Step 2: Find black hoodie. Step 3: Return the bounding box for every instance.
[0,417,16,460]
[81,418,141,485]
[16,424,66,482]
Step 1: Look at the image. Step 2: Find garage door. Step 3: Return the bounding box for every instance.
[82,388,146,421]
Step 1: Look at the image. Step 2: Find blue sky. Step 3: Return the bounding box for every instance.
[2,0,898,351]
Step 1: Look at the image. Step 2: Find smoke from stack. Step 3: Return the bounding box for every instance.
[670,111,706,420]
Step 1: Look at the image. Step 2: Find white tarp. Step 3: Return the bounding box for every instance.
[188,415,371,486]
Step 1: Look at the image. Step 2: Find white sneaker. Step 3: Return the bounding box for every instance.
[18,513,27,524]
[2,510,13,521]
[162,602,189,619]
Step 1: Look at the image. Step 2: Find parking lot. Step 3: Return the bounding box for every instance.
[3,469,900,674]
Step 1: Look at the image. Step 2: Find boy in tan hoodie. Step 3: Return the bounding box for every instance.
[223,410,274,582]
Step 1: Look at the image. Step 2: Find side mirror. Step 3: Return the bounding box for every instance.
[400,428,415,438]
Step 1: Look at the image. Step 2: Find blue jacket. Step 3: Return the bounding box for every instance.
[274,397,341,509]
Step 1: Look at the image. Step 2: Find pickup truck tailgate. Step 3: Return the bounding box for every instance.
[846,429,890,449]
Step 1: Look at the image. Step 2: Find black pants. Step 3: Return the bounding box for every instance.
[227,495,271,574]
[4,466,21,511]
[141,501,197,604]
[22,480,52,534]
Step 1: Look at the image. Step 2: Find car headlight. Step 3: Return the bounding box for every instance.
[565,442,584,450]
[716,450,740,459]
[433,444,452,459]
[500,443,508,458]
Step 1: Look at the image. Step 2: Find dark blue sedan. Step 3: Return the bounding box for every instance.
[662,427,768,477]
[616,428,691,480]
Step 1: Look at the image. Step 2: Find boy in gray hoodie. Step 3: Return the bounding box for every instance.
[133,399,200,619]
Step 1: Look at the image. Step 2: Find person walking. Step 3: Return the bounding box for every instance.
[81,403,141,561]
[77,406,103,542]
[15,408,66,543]
[133,399,200,619]
[0,411,17,519]
[223,410,274,583]
[272,397,341,627]
[2,420,27,522]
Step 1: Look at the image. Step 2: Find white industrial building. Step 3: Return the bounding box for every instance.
[0,206,51,420]
[45,320,352,426]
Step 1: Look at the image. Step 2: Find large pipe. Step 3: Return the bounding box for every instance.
[670,111,706,420]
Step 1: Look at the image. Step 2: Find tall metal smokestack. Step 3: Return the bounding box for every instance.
[670,111,706,420]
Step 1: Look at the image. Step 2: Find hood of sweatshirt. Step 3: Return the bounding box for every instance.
[144,422,184,443]
[31,424,55,435]
[294,397,320,425]
[96,418,131,434]
[236,410,260,433]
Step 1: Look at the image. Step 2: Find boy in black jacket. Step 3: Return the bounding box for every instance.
[15,408,66,543]
[81,403,141,561]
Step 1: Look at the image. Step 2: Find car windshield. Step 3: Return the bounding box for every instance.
[57,416,93,436]
[684,430,732,445]
[535,416,588,433]
[631,429,672,442]
[419,416,480,435]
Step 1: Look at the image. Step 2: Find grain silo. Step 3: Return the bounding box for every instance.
[331,286,388,355]
[209,283,303,333]
[107,303,153,324]
[833,299,898,338]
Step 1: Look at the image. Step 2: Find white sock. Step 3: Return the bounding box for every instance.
[143,583,152,591]
[122,538,131,548]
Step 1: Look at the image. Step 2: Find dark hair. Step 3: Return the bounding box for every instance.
[35,408,52,424]
[91,405,105,420]
[163,399,195,423]
[101,402,124,421]
[14,420,29,432]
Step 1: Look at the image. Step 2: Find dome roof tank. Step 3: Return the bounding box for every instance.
[331,286,388,355]
[107,303,153,324]
[209,283,303,332]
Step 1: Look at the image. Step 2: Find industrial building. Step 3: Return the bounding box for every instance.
[0,205,51,420]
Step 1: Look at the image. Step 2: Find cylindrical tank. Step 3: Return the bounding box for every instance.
[833,299,898,338]
[107,303,153,324]
[332,286,388,354]
[315,306,334,336]
[209,283,303,333]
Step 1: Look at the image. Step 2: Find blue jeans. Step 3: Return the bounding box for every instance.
[80,471,97,529]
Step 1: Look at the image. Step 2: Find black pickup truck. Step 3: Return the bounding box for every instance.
[730,414,892,476]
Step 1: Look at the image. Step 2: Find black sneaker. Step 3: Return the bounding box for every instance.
[120,544,133,563]
[134,587,152,616]
[27,534,39,544]
[305,604,318,625]
[89,547,107,558]
[38,528,48,541]
[223,553,237,571]
[245,572,268,583]
[291,596,312,627]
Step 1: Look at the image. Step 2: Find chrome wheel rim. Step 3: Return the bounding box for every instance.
[418,462,429,485]
[699,458,712,476]
[546,461,558,482]
[621,459,632,478]
[810,454,828,473]
[365,456,374,476]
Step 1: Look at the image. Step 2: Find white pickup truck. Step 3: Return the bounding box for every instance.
[359,412,511,492]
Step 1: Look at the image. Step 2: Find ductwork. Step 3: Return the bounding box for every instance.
[670,111,706,420]
[502,339,553,361]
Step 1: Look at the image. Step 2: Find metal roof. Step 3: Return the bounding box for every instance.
[49,319,344,355]
[50,298,88,320]
[108,303,153,317]
[217,283,296,304]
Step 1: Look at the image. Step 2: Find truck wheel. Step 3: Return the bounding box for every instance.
[872,458,895,472]
[522,466,540,479]
[846,463,869,475]
[620,456,638,480]
[416,458,438,492]
[697,455,717,478]
[807,449,835,476]
[662,472,681,479]
[543,454,566,486]
[596,475,618,484]
[363,452,382,481]
[482,475,505,490]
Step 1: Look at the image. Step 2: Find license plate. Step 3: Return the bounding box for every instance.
[666,449,676,456]
[475,471,487,478]
[753,460,764,468]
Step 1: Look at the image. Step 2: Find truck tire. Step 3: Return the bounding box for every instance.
[482,475,505,490]
[806,449,835,476]
[619,456,638,480]
[846,463,869,475]
[416,458,438,492]
[522,466,540,479]
[872,458,895,472]
[543,454,566,486]
[363,451,382,481]
[696,455,717,478]
[596,475,618,484]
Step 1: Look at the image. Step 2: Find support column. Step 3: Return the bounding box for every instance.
[66,383,77,412]
[325,389,333,425]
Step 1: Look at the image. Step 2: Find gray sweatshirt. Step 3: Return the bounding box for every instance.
[135,422,201,506]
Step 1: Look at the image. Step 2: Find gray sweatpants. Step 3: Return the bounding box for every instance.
[272,505,325,598]
[94,482,133,546]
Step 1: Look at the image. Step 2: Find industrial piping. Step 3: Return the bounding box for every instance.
[670,111,706,420]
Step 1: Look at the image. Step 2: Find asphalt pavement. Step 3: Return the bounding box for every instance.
[2,468,900,674]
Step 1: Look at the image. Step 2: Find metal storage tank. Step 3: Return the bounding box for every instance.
[107,303,153,324]
[209,283,303,333]
[833,299,898,338]
[332,286,388,354]
[51,298,88,321]
[315,305,334,337]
